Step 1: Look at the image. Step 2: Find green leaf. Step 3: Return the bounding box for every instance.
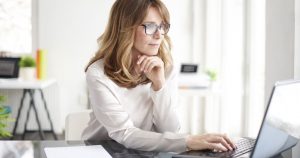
[205,69,217,81]
[0,96,5,103]
[0,95,13,138]
[19,56,36,67]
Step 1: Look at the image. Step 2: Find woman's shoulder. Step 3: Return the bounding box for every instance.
[85,59,108,81]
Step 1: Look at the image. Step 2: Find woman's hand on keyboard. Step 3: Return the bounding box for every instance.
[186,133,236,152]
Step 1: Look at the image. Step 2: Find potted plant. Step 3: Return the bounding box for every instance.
[205,69,218,89]
[19,56,36,81]
[205,69,217,82]
[0,95,13,139]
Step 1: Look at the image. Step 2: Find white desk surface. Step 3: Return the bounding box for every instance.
[178,87,221,97]
[0,79,57,89]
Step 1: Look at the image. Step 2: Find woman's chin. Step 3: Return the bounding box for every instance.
[141,51,159,56]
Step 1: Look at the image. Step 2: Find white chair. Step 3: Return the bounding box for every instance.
[65,110,92,140]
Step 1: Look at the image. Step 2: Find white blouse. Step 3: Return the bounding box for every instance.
[82,59,187,152]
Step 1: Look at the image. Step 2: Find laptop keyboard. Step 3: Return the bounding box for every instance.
[229,138,256,157]
[174,137,256,158]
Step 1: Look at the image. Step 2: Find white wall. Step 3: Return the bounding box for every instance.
[163,0,194,63]
[38,0,114,132]
[293,1,300,154]
[295,0,300,79]
[265,0,295,102]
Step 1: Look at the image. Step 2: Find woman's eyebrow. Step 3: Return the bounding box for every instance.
[142,21,163,24]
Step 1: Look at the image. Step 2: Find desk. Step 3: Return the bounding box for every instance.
[0,79,57,140]
[0,140,299,158]
[178,87,221,97]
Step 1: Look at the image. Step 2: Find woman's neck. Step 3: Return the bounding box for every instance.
[131,48,142,64]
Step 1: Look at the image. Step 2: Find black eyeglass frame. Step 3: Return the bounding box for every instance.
[140,23,170,35]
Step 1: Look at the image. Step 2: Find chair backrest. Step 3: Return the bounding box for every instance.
[65,110,92,140]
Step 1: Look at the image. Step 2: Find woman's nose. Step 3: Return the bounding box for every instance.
[153,29,162,39]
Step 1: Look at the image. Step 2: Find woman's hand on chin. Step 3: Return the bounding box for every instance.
[136,55,165,91]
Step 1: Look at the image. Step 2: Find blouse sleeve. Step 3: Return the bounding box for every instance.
[86,66,187,152]
[150,64,181,133]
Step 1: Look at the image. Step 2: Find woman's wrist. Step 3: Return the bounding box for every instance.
[185,135,192,151]
[151,79,165,91]
[151,83,162,91]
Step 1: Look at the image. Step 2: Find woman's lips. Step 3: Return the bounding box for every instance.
[149,44,160,47]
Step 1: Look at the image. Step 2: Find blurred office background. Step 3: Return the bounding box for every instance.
[0,0,299,139]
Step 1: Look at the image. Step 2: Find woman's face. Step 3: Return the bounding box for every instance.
[133,7,164,56]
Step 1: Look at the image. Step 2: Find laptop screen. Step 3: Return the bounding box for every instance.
[251,80,300,157]
[267,81,300,139]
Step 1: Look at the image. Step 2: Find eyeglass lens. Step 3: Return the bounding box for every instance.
[143,23,169,35]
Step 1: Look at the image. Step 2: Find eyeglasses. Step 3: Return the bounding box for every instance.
[140,22,170,35]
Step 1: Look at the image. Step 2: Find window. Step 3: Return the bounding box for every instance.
[166,0,265,137]
[0,0,32,54]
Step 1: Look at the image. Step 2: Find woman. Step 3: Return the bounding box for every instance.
[82,0,236,152]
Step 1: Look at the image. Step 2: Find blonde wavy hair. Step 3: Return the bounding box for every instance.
[85,0,173,88]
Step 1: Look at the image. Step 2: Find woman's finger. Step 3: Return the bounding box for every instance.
[217,137,233,150]
[207,136,232,150]
[223,134,236,149]
[206,142,228,152]
[137,55,147,65]
[144,58,155,72]
[146,60,157,73]
[140,57,151,71]
[214,134,236,149]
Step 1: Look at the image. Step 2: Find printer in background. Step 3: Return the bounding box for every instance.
[178,64,212,89]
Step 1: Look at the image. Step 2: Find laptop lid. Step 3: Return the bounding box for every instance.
[251,80,300,158]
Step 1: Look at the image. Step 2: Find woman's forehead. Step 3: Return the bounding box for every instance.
[142,7,163,23]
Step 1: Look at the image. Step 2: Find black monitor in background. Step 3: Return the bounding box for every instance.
[180,64,198,73]
[0,57,21,78]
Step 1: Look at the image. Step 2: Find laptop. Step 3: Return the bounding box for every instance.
[175,80,300,158]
